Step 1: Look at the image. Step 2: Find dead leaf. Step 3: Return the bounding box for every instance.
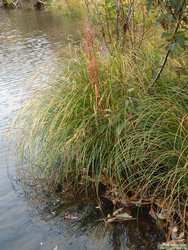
[178,232,185,239]
[155,198,167,208]
[156,218,166,229]
[157,209,168,220]
[64,214,78,220]
[112,207,123,216]
[171,226,178,240]
[115,213,133,219]
[172,226,178,233]
[149,209,157,221]
[106,217,117,223]
[161,239,185,245]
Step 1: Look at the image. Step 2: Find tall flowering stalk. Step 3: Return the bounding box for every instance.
[83,26,101,113]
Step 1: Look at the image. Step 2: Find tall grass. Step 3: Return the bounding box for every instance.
[16,23,188,227]
[116,80,188,216]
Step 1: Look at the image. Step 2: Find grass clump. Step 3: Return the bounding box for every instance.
[17,23,188,230]
[117,80,188,218]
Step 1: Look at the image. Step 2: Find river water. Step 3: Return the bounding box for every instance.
[0,8,164,250]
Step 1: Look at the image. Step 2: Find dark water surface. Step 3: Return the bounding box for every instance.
[0,8,164,250]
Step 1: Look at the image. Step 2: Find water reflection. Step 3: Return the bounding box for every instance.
[11,177,164,250]
[0,8,81,250]
[0,8,164,250]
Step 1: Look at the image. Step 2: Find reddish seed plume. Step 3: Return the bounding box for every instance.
[83,26,101,113]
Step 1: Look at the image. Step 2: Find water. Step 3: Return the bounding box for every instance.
[0,8,164,250]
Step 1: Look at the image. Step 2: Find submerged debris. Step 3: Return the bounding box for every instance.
[64,214,78,220]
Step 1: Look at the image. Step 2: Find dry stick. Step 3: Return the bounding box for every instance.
[131,0,136,46]
[115,0,120,45]
[122,0,134,47]
[149,19,182,89]
[105,5,113,44]
[101,27,112,55]
[149,0,188,89]
[90,0,112,55]
[11,0,18,7]
[84,0,93,23]
[151,47,171,86]
[136,5,146,50]
[84,0,112,54]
